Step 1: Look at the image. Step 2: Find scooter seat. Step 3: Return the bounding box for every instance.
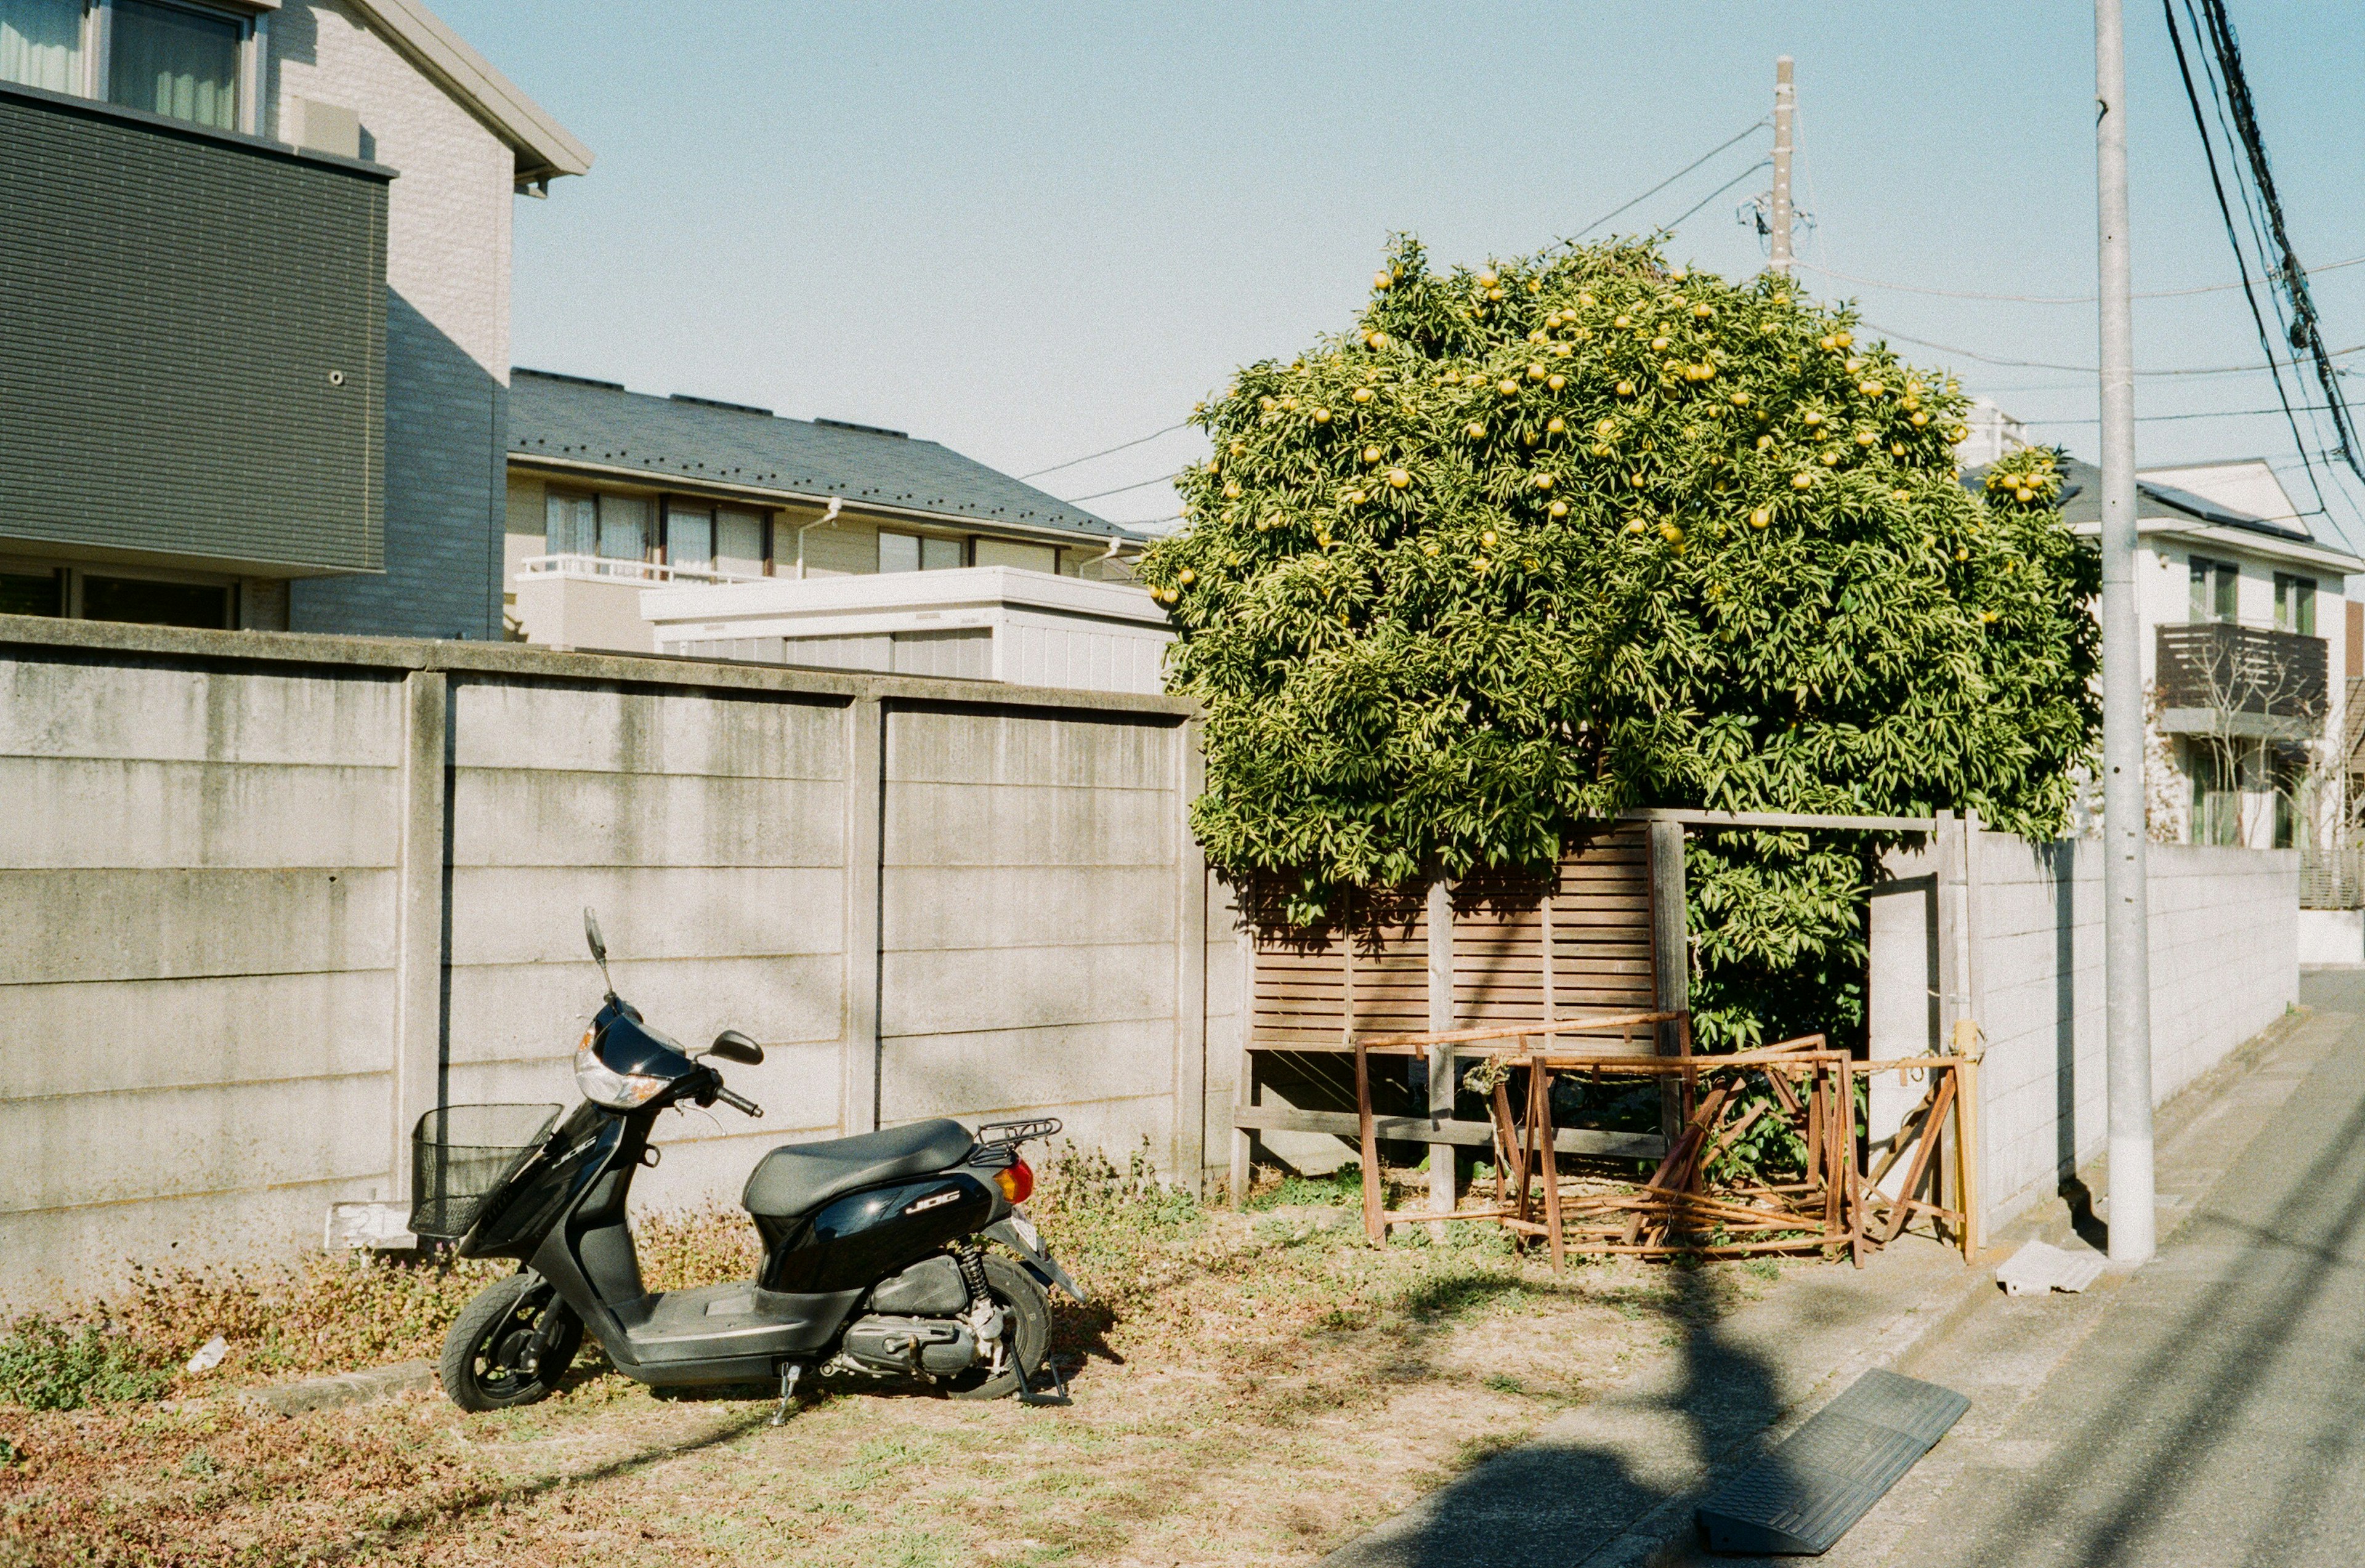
[742,1119,976,1219]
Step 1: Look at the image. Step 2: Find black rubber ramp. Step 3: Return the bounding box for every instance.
[1694,1368,1969,1555]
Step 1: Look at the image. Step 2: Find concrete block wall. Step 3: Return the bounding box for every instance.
[0,618,1209,1304]
[1888,832,2299,1231]
[878,708,1205,1182]
[0,650,410,1295]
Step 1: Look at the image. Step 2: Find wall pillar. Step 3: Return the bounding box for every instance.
[1649,819,1690,1141]
[1173,719,1208,1189]
[842,695,884,1134]
[390,669,450,1199]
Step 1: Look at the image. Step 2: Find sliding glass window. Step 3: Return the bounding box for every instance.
[0,0,84,94]
[107,0,240,131]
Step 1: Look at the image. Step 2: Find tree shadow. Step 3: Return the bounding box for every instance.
[1324,1253,1797,1567]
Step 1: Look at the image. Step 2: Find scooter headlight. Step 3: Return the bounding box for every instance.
[575,1029,668,1110]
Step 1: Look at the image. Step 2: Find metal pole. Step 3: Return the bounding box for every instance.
[2096,0,2156,1265]
[1770,57,1795,275]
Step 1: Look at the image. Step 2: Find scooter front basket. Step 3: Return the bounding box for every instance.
[409,1103,562,1240]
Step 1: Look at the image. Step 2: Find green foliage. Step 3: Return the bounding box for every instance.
[1142,235,2098,1050]
[0,1315,171,1411]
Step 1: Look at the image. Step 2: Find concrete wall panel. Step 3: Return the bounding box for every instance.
[0,869,395,984]
[0,758,399,868]
[881,865,1175,951]
[0,970,394,1098]
[885,782,1173,868]
[452,681,845,780]
[0,658,403,765]
[451,770,847,869]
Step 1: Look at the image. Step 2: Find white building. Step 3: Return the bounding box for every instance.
[2042,456,2364,852]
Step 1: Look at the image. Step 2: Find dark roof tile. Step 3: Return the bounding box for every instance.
[508,370,1134,540]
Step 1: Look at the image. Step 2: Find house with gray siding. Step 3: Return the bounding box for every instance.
[0,0,586,639]
[504,370,1152,665]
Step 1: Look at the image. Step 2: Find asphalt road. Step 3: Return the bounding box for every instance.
[1896,970,2365,1568]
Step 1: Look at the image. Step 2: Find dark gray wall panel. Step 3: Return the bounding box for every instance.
[0,83,386,573]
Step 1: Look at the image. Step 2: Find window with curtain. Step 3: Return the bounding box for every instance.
[544,493,596,557]
[107,0,239,131]
[716,508,764,577]
[596,495,650,561]
[2274,573,2317,636]
[0,0,84,93]
[666,504,714,573]
[2188,556,2237,624]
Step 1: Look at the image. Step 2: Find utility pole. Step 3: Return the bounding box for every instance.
[2095,0,2157,1265]
[1770,56,1795,275]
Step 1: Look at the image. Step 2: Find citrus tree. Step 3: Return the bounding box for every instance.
[1139,235,2097,1053]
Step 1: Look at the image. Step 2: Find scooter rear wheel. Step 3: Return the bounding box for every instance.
[945,1253,1052,1401]
[440,1272,583,1412]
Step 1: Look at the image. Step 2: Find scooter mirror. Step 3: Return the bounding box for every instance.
[583,907,607,966]
[707,1028,764,1065]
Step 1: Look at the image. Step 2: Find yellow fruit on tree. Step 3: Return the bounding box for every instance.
[1547,373,1567,390]
[1651,336,1670,351]
[1855,432,1875,448]
[1388,468,1411,489]
[1730,391,1750,405]
[1351,387,1373,403]
[1792,473,1814,490]
[1548,500,1569,518]
[1312,410,1330,424]
[1546,416,1566,433]
[1613,314,1633,328]
[1750,507,1771,528]
[1422,541,1439,556]
[1756,434,1774,450]
[1534,472,1554,490]
[1802,410,1822,426]
[1478,269,1498,286]
[1499,379,1519,396]
[1362,445,1382,463]
[1466,421,1487,438]
[1615,381,1635,397]
[1480,529,1497,547]
[1373,272,1392,291]
[1910,411,1930,427]
[1695,304,1714,318]
[1528,363,1547,380]
[1178,567,1196,584]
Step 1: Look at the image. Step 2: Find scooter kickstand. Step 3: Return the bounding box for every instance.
[769,1363,804,1426]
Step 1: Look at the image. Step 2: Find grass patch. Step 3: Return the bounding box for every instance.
[0,1316,171,1411]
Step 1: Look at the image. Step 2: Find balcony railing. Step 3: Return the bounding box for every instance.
[515,554,765,587]
[2156,621,2327,740]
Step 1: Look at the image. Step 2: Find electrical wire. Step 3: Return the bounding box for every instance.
[1861,320,2365,378]
[1562,119,1768,245]
[1793,254,2365,305]
[2162,0,2328,509]
[1057,470,1187,505]
[1017,421,1194,482]
[2020,403,2339,426]
[1659,161,1771,236]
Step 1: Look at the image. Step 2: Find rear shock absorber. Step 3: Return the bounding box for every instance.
[953,1240,992,1304]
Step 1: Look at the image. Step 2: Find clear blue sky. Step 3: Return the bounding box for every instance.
[442,1,2365,543]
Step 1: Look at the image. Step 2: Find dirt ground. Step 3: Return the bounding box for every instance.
[1,1171,1807,1567]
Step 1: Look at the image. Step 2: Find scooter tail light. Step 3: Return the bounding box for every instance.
[995,1160,1033,1205]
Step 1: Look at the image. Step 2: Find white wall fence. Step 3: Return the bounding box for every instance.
[1869,825,2297,1232]
[0,618,1230,1306]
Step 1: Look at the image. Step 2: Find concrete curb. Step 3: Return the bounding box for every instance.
[235,1359,435,1416]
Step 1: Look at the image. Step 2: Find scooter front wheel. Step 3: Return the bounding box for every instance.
[945,1253,1051,1401]
[440,1272,583,1412]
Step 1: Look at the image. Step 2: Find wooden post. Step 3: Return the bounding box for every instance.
[1956,1057,1982,1259]
[1228,923,1255,1210]
[1426,879,1456,1223]
[1535,1051,1566,1270]
[1356,1040,1383,1243]
[1649,820,1690,1146]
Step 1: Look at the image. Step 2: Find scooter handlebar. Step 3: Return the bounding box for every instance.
[713,1084,762,1118]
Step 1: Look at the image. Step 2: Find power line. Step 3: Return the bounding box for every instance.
[1561,119,1768,245]
[1057,469,1186,505]
[2021,403,2339,425]
[1017,421,1194,482]
[1862,320,2365,377]
[1660,160,1771,235]
[1794,253,2365,305]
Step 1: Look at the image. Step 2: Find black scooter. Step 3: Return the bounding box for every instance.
[413,910,1085,1418]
